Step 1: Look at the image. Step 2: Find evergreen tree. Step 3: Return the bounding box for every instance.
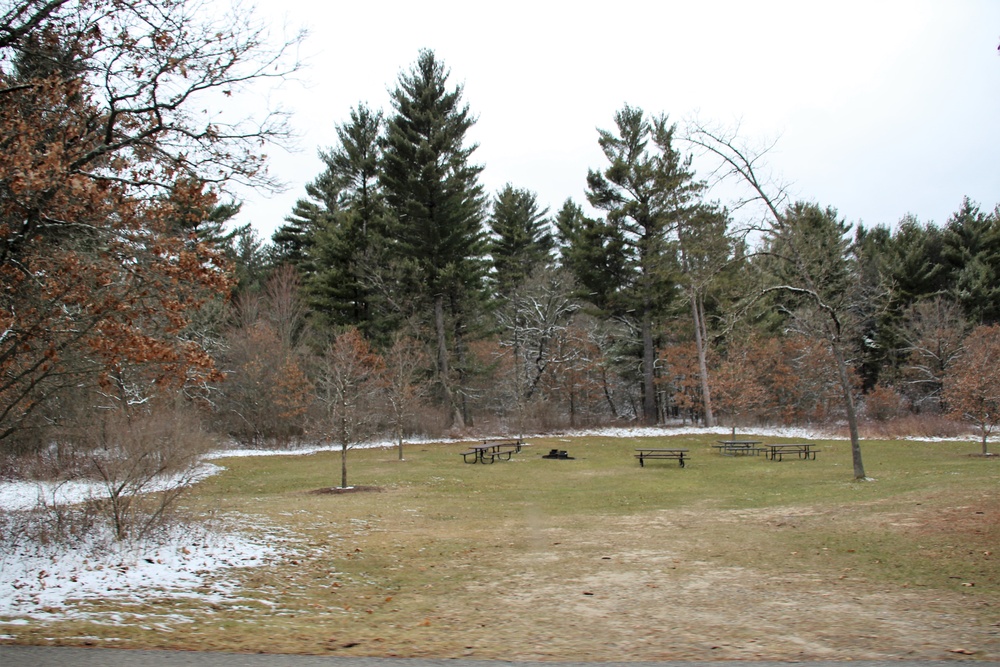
[306,104,389,338]
[885,215,949,305]
[555,198,630,312]
[381,49,488,428]
[852,222,896,389]
[488,184,554,297]
[228,224,270,296]
[164,178,243,250]
[942,198,1000,325]
[676,202,735,426]
[270,168,342,271]
[585,105,701,424]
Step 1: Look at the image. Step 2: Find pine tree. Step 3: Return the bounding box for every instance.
[488,184,554,297]
[305,104,389,338]
[585,105,700,424]
[942,198,1000,325]
[676,202,735,427]
[270,168,341,271]
[381,49,488,428]
[555,198,630,312]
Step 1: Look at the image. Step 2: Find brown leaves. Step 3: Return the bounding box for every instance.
[942,324,1000,452]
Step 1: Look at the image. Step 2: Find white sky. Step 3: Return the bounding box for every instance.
[232,0,1000,239]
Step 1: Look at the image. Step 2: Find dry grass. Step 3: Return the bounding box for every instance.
[3,434,998,661]
[857,413,975,440]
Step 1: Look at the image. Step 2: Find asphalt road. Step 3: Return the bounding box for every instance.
[0,647,996,667]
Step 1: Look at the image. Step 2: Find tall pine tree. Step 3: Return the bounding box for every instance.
[306,104,389,338]
[381,49,488,428]
[942,198,1000,325]
[585,106,701,424]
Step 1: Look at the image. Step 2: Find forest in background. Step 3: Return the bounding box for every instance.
[2,0,998,502]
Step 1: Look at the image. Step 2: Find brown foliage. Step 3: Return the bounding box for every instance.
[708,333,858,428]
[711,335,770,428]
[863,383,906,422]
[943,324,1000,454]
[658,342,702,422]
[217,321,311,446]
[0,0,300,447]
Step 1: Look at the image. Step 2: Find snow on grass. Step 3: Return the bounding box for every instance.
[0,522,279,620]
[0,463,224,512]
[0,423,975,621]
[0,461,277,621]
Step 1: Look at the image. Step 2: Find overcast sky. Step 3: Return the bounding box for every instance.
[232,0,1000,240]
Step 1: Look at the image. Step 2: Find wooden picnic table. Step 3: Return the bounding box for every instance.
[459,438,525,464]
[634,448,689,468]
[713,440,763,456]
[763,442,818,461]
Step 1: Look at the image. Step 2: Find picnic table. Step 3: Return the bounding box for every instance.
[713,440,763,456]
[459,438,525,464]
[634,448,689,468]
[763,442,818,461]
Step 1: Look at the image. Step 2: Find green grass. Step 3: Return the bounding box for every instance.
[5,433,998,660]
[196,434,988,509]
[196,433,997,595]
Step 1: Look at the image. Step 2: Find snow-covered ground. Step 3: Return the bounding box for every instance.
[0,424,981,623]
[0,521,280,622]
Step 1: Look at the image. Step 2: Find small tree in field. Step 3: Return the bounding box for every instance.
[943,325,1000,455]
[686,122,872,479]
[382,332,429,460]
[314,329,385,488]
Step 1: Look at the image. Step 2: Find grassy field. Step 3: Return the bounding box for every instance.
[5,433,999,660]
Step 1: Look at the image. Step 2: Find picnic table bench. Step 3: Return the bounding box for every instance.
[634,448,689,468]
[763,442,818,461]
[713,440,763,456]
[460,438,525,464]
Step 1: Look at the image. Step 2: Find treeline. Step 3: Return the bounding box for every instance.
[3,1,999,482]
[229,51,1000,449]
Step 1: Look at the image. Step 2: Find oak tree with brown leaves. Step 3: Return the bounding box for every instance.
[943,325,1000,455]
[0,0,301,448]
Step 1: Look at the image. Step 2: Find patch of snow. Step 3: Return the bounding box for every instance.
[0,521,280,620]
[901,435,985,443]
[559,424,840,440]
[0,463,224,512]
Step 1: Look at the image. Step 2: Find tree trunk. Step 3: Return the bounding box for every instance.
[434,295,465,429]
[340,442,348,489]
[641,307,657,425]
[691,293,715,427]
[601,366,619,418]
[832,341,866,479]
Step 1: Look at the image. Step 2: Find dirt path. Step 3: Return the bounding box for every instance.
[424,507,998,662]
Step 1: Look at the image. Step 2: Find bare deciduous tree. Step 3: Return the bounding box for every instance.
[382,332,429,460]
[686,120,869,479]
[80,405,212,540]
[898,297,968,411]
[313,329,384,488]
